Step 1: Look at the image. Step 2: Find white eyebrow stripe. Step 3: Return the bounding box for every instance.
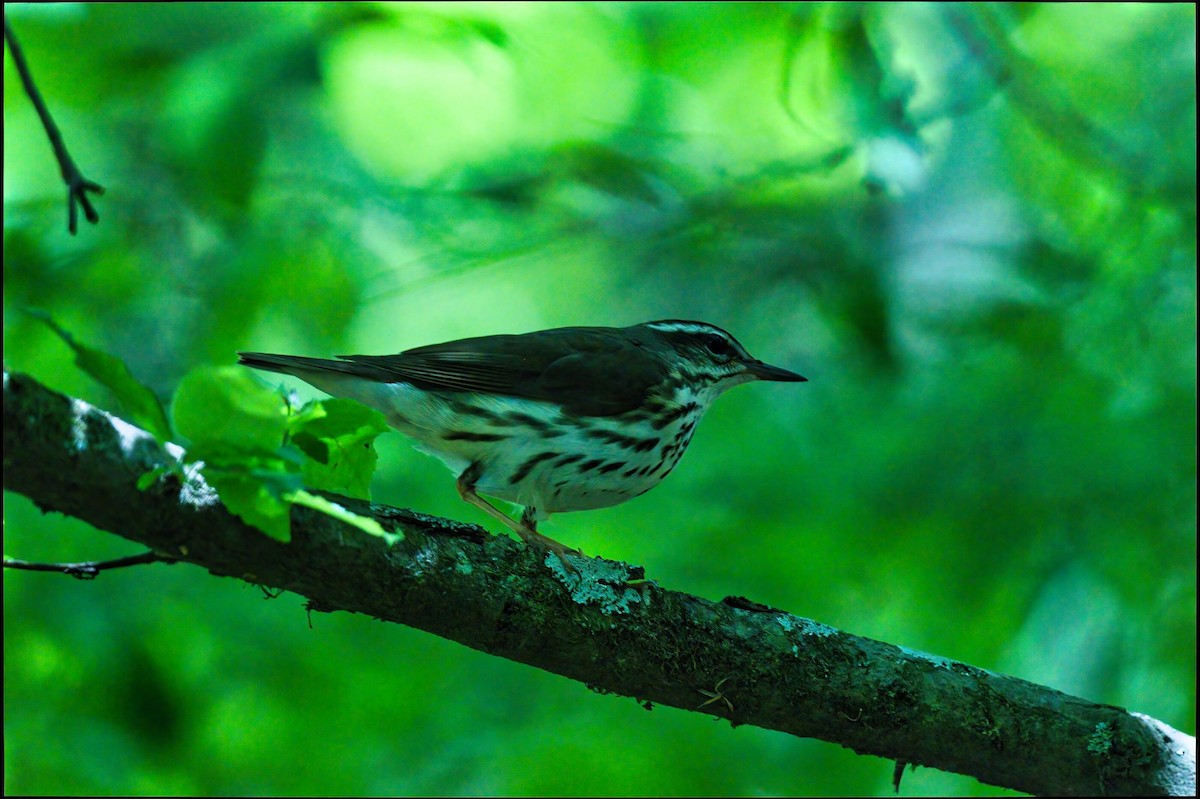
[644,321,724,336]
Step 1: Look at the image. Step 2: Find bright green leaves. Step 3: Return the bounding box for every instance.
[173,367,290,457]
[291,399,390,500]
[28,309,173,443]
[171,366,298,542]
[171,366,397,544]
[28,311,398,547]
[288,490,394,544]
[201,463,303,544]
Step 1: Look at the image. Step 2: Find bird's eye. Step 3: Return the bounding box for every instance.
[703,334,734,357]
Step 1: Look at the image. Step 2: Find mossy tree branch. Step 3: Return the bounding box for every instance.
[3,370,1193,796]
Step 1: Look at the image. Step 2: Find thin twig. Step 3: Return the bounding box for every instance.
[3,551,171,580]
[3,14,104,234]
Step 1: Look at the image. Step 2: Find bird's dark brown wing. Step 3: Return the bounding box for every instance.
[340,325,669,417]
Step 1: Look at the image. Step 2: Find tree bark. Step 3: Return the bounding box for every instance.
[4,370,1194,796]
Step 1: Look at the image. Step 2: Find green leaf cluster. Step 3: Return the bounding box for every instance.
[172,367,397,544]
[30,312,396,545]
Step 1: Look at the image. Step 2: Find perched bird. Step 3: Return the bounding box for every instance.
[238,320,805,566]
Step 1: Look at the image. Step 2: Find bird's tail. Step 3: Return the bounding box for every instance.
[237,352,393,381]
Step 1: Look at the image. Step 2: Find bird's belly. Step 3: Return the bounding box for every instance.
[472,411,700,515]
[346,383,701,514]
[474,436,673,514]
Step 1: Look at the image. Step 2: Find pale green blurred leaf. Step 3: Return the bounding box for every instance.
[26,309,173,443]
[172,366,288,457]
[288,489,399,544]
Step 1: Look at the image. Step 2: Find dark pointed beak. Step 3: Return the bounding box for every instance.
[744,360,807,382]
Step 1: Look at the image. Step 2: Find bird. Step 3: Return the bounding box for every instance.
[238,320,805,567]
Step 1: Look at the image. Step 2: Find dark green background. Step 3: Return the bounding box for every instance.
[4,3,1195,795]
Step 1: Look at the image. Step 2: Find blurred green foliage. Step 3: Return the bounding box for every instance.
[4,3,1194,795]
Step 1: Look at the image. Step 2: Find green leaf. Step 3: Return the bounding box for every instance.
[291,399,390,499]
[288,490,400,545]
[285,398,327,429]
[290,431,330,465]
[205,468,295,543]
[26,309,173,443]
[172,366,289,457]
[288,397,389,440]
[170,369,392,543]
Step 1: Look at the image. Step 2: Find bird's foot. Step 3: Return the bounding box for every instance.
[516,525,583,575]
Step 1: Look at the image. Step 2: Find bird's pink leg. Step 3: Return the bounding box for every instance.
[456,467,581,573]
